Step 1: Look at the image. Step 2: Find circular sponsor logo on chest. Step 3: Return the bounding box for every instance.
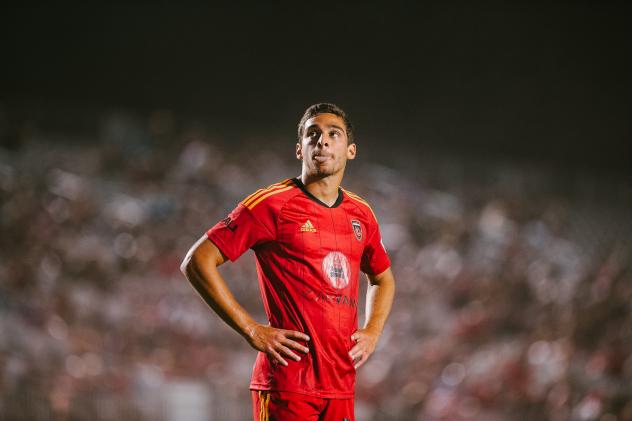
[322,251,351,289]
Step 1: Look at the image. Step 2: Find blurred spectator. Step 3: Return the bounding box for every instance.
[1,109,630,420]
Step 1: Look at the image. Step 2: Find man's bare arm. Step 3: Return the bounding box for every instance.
[180,236,310,366]
[348,267,396,369]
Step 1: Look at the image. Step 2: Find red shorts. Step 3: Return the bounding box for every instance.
[252,390,354,421]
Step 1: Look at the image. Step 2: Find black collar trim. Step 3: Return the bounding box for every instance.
[292,177,344,208]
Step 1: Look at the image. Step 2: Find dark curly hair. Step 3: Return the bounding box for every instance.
[297,103,355,145]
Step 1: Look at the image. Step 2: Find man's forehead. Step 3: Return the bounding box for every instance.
[304,113,346,130]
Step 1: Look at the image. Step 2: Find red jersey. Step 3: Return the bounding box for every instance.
[206,177,391,398]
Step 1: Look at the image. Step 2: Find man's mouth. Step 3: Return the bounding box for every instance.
[313,154,332,163]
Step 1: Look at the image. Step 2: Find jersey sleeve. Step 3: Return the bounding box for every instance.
[360,215,391,276]
[206,203,275,262]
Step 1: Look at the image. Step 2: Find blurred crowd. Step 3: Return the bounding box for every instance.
[1,110,631,420]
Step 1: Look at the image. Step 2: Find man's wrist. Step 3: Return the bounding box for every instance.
[363,324,382,338]
[243,322,260,340]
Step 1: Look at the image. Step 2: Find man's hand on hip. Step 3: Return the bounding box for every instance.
[349,328,379,370]
[246,323,310,366]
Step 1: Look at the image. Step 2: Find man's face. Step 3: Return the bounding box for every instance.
[296,113,356,178]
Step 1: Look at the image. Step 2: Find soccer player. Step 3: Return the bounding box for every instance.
[181,103,396,421]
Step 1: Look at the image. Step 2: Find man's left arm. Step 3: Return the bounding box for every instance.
[349,267,396,369]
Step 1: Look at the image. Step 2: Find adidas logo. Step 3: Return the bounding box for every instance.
[300,219,317,233]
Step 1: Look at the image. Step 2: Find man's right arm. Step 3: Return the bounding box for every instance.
[180,235,310,366]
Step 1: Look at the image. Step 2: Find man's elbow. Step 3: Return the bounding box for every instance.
[180,255,191,277]
[180,243,201,278]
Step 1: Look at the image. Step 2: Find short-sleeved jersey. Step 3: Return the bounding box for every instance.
[206,177,391,398]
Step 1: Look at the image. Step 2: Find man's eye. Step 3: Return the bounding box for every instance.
[308,132,319,138]
[330,131,340,137]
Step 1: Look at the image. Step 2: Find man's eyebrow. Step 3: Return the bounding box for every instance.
[305,123,346,132]
[328,124,346,132]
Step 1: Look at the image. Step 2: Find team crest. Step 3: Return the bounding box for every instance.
[322,251,350,289]
[351,220,362,241]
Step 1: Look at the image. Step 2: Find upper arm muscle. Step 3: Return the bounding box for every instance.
[182,235,227,273]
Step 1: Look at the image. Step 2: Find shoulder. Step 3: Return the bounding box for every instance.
[240,178,300,214]
[342,188,379,223]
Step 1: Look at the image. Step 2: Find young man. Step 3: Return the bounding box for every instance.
[181,103,396,421]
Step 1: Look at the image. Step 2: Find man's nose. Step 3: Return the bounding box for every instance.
[317,134,329,147]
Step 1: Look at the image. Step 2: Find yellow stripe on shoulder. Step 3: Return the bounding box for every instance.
[241,179,293,208]
[342,188,378,220]
[246,184,295,210]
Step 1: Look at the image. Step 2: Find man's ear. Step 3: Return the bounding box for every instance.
[296,142,303,160]
[347,143,357,160]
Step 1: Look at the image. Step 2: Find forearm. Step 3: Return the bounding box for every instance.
[349,268,395,368]
[181,237,309,365]
[363,268,395,336]
[183,256,257,340]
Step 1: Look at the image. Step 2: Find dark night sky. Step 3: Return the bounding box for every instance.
[2,3,631,170]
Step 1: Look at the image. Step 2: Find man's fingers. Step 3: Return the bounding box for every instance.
[349,344,362,360]
[269,349,288,366]
[350,329,379,369]
[354,354,368,370]
[281,338,310,353]
[285,330,311,342]
[278,345,301,361]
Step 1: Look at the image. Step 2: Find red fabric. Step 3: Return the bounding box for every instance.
[207,178,390,398]
[252,390,354,421]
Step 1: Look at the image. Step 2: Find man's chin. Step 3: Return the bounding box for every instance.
[314,167,335,177]
[304,162,343,178]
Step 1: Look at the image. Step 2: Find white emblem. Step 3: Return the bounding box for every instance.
[322,251,351,289]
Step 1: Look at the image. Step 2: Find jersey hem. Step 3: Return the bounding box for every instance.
[206,232,238,262]
[249,384,354,399]
[364,262,391,277]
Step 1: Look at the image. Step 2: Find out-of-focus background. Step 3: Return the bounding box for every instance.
[1,3,631,421]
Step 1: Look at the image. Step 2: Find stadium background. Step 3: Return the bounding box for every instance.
[1,3,631,420]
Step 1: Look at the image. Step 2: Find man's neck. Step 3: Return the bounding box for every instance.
[300,172,343,207]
